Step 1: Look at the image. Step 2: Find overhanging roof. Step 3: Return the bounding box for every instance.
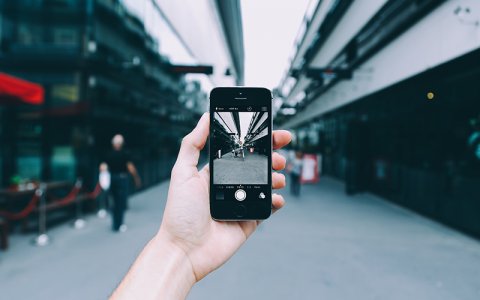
[0,72,44,105]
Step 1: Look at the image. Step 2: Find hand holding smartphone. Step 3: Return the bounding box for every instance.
[113,106,291,297]
[209,87,272,220]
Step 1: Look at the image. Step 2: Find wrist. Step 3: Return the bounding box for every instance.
[150,234,196,297]
[111,233,196,300]
[152,232,197,284]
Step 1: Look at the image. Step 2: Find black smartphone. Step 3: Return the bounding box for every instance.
[209,87,272,220]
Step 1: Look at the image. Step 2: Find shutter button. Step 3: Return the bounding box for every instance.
[234,189,246,201]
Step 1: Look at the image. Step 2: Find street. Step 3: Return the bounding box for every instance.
[1,177,480,299]
[213,152,268,184]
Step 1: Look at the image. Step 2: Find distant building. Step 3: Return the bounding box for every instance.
[0,0,244,188]
[151,0,244,86]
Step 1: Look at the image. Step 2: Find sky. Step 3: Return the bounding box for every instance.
[239,112,254,142]
[122,0,311,92]
[215,112,254,143]
[242,0,311,90]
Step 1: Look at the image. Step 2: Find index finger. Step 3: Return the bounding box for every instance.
[273,130,291,150]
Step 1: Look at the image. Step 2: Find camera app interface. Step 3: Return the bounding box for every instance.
[212,106,270,202]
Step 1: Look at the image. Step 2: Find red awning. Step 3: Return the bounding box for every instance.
[0,72,44,105]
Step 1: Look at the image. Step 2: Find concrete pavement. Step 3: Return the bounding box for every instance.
[1,177,480,299]
[213,152,268,184]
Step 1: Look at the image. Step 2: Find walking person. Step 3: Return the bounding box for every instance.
[100,134,141,232]
[289,151,303,196]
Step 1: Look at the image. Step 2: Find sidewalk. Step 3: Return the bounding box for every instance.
[1,177,480,299]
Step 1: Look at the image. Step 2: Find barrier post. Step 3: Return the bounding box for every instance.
[72,179,86,229]
[32,184,50,246]
[97,189,107,218]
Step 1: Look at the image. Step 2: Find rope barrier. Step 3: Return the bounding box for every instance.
[0,180,101,221]
[0,189,42,221]
[86,184,102,200]
[47,180,82,208]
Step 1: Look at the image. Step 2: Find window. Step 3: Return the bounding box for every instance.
[53,28,78,46]
[51,146,76,181]
[17,23,44,46]
[43,0,77,8]
[51,84,80,104]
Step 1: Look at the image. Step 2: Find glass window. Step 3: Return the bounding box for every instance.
[17,156,41,181]
[53,27,78,46]
[51,84,80,103]
[0,108,3,185]
[43,0,77,8]
[51,146,76,181]
[16,121,42,181]
[17,23,44,46]
[16,143,42,181]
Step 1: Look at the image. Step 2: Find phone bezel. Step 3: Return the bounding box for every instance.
[209,87,273,220]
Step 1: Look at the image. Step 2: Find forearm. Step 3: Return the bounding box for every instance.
[127,166,137,177]
[127,163,140,181]
[111,234,196,300]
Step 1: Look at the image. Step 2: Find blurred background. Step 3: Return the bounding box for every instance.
[1,0,480,299]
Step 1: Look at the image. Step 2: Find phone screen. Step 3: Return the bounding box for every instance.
[210,91,272,220]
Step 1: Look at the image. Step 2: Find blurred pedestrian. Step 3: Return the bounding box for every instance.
[100,134,141,232]
[96,165,111,218]
[289,151,303,196]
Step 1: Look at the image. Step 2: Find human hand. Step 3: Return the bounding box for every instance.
[157,113,291,282]
[112,113,291,299]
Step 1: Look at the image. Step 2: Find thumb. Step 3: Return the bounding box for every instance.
[174,113,209,172]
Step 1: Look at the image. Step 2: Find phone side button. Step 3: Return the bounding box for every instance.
[233,204,246,217]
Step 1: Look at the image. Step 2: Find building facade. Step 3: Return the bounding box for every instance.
[277,0,480,237]
[0,0,244,189]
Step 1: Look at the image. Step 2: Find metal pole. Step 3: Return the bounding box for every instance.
[97,189,107,218]
[32,183,50,246]
[73,180,86,229]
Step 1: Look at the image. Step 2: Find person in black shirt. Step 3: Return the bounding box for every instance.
[100,134,141,232]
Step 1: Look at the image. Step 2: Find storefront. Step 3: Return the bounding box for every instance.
[0,72,44,187]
